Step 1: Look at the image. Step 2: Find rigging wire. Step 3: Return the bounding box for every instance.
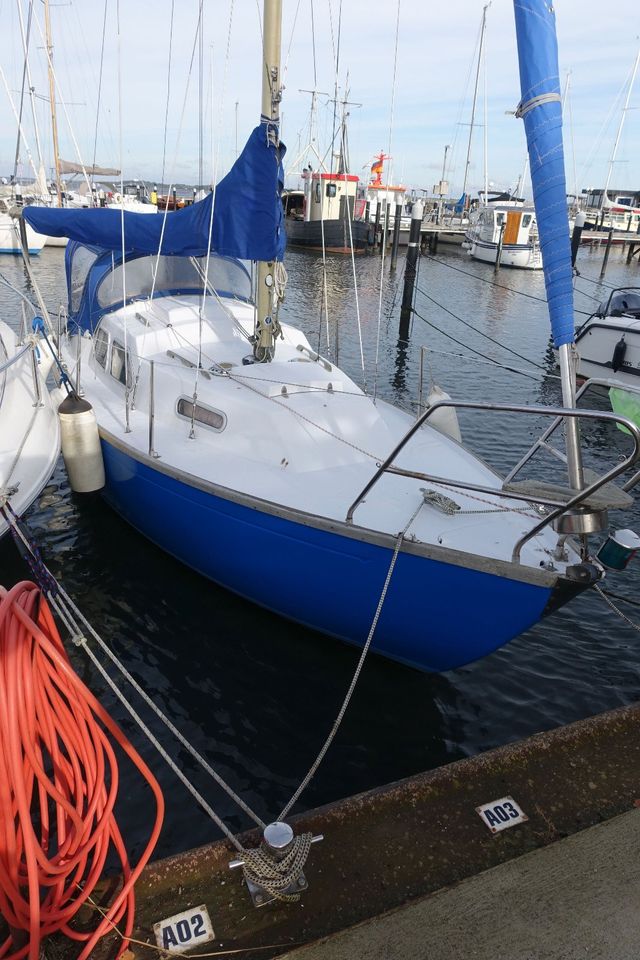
[412,306,545,383]
[423,254,595,313]
[192,0,235,438]
[160,0,176,190]
[415,281,550,370]
[91,0,109,178]
[373,0,402,401]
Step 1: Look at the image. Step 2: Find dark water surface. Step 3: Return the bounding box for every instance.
[1,241,640,862]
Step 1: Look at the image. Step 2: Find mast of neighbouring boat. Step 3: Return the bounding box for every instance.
[601,42,640,211]
[14,0,45,184]
[462,3,490,210]
[43,0,63,207]
[252,0,283,363]
[513,0,584,490]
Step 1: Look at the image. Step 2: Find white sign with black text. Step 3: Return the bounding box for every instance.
[153,904,215,953]
[476,796,528,833]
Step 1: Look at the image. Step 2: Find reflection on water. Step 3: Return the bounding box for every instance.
[0,242,639,859]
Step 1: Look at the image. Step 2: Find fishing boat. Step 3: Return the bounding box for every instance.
[0,319,60,539]
[283,90,368,254]
[20,0,640,672]
[365,152,413,245]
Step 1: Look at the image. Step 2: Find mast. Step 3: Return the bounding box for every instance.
[601,42,640,211]
[513,0,583,492]
[15,0,45,182]
[44,0,63,207]
[252,0,282,363]
[462,3,490,208]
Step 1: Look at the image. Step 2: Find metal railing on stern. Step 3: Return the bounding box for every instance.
[345,398,640,564]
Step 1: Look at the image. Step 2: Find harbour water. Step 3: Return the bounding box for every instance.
[1,242,639,863]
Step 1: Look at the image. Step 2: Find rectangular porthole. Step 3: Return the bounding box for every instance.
[176,397,226,432]
[94,329,109,368]
[110,341,132,387]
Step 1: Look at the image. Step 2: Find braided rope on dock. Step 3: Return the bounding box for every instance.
[241,833,313,902]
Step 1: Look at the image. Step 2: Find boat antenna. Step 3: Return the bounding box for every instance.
[252,0,283,363]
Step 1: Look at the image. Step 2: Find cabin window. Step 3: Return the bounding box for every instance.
[70,245,99,312]
[314,182,321,203]
[325,183,337,198]
[522,214,532,228]
[110,341,132,387]
[97,254,252,309]
[94,328,109,368]
[176,397,226,432]
[496,213,506,225]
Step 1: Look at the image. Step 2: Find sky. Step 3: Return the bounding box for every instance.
[0,0,638,201]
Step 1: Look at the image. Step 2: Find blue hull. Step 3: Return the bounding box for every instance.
[100,437,557,672]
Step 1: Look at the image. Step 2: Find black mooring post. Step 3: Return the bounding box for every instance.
[400,202,423,336]
[571,211,585,268]
[390,202,402,271]
[373,202,381,248]
[600,227,614,279]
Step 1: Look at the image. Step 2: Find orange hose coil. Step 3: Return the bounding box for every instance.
[0,581,164,960]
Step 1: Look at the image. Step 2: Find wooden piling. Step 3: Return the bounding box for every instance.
[400,202,423,335]
[600,228,614,279]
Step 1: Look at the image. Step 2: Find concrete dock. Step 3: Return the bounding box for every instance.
[39,699,640,960]
[279,808,640,959]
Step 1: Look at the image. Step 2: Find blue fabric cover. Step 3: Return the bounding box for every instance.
[24,124,286,262]
[513,0,574,347]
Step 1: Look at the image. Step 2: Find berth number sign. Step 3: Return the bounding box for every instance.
[476,795,528,833]
[154,904,215,953]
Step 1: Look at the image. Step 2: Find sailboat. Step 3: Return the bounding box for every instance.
[0,319,60,540]
[19,0,640,672]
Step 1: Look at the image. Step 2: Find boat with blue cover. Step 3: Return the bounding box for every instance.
[20,0,640,672]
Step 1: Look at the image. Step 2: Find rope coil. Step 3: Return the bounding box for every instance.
[241,833,313,902]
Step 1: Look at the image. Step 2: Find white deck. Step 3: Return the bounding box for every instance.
[66,294,576,575]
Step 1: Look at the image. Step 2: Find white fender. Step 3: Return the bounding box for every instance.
[58,394,105,493]
[425,384,462,443]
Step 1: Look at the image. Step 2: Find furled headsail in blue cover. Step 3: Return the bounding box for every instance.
[513,0,573,348]
[23,123,286,262]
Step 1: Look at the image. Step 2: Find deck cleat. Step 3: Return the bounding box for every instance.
[229,822,322,907]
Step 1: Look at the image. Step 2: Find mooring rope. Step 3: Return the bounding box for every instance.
[595,583,640,633]
[279,495,425,819]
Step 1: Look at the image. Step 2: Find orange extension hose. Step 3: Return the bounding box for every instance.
[0,581,165,960]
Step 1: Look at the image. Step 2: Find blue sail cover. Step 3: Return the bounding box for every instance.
[513,0,574,347]
[23,123,286,262]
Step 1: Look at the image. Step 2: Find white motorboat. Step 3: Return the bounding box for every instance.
[465,203,543,269]
[575,287,640,386]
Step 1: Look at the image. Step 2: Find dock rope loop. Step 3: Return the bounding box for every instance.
[241,833,313,903]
